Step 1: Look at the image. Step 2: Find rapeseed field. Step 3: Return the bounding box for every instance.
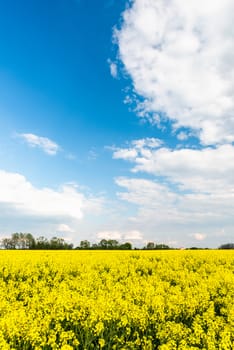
[0,250,233,349]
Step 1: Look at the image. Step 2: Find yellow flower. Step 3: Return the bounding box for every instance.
[98,338,105,348]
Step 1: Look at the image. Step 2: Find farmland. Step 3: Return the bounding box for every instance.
[0,250,233,349]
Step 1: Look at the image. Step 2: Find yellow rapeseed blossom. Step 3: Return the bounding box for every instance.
[0,250,233,348]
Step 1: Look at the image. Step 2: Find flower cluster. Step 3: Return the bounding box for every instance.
[0,250,233,349]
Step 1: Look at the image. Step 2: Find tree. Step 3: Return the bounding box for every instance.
[79,240,91,249]
[218,243,234,249]
[36,236,49,249]
[1,233,36,249]
[1,237,16,249]
[146,242,155,250]
[25,233,36,249]
[119,242,132,250]
[98,239,108,249]
[154,244,170,250]
[107,240,119,249]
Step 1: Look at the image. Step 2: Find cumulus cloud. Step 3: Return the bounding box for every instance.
[113,148,138,161]
[115,176,234,233]
[177,131,190,141]
[115,0,234,145]
[113,137,163,161]
[110,0,234,246]
[96,229,143,242]
[113,142,234,246]
[192,233,207,241]
[17,133,60,155]
[96,230,122,240]
[0,170,103,234]
[108,59,118,78]
[56,224,74,233]
[113,143,234,194]
[132,137,163,149]
[123,229,143,240]
[109,109,234,247]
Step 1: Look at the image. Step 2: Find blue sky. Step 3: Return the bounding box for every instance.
[0,0,234,247]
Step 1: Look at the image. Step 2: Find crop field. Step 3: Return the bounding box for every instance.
[0,250,233,349]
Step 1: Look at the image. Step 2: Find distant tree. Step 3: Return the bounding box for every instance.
[146,242,155,250]
[1,237,15,249]
[119,242,132,250]
[98,239,108,249]
[11,233,20,249]
[91,243,98,249]
[97,239,121,249]
[1,233,36,249]
[218,243,234,249]
[107,240,119,249]
[25,233,36,249]
[36,236,49,249]
[79,240,91,249]
[50,237,63,249]
[49,237,73,249]
[154,244,170,250]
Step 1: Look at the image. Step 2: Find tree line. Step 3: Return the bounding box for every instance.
[77,239,132,250]
[0,234,172,250]
[0,233,73,250]
[0,233,233,250]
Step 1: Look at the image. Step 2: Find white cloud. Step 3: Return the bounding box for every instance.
[113,137,163,161]
[96,229,143,242]
[113,148,138,161]
[177,131,189,141]
[96,230,122,240]
[57,224,74,233]
[115,176,234,241]
[116,0,234,145]
[108,59,118,78]
[132,137,163,149]
[17,133,60,155]
[113,143,234,194]
[0,170,103,235]
[123,230,142,240]
[192,233,207,241]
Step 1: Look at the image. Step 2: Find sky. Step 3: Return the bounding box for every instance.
[0,0,234,248]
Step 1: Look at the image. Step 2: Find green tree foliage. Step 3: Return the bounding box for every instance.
[0,233,72,250]
[218,243,234,249]
[77,239,132,250]
[146,242,155,250]
[144,242,170,250]
[119,242,132,250]
[79,240,91,249]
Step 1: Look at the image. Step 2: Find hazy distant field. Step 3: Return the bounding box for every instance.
[0,250,233,349]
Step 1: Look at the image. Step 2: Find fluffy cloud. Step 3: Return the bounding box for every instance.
[96,229,143,242]
[113,137,162,161]
[115,175,234,246]
[56,224,74,233]
[107,59,118,78]
[116,0,234,145]
[17,133,60,155]
[132,137,163,149]
[192,233,207,241]
[0,170,103,236]
[112,139,234,246]
[110,1,234,246]
[113,142,234,194]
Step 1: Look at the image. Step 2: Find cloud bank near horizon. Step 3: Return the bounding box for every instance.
[0,169,104,241]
